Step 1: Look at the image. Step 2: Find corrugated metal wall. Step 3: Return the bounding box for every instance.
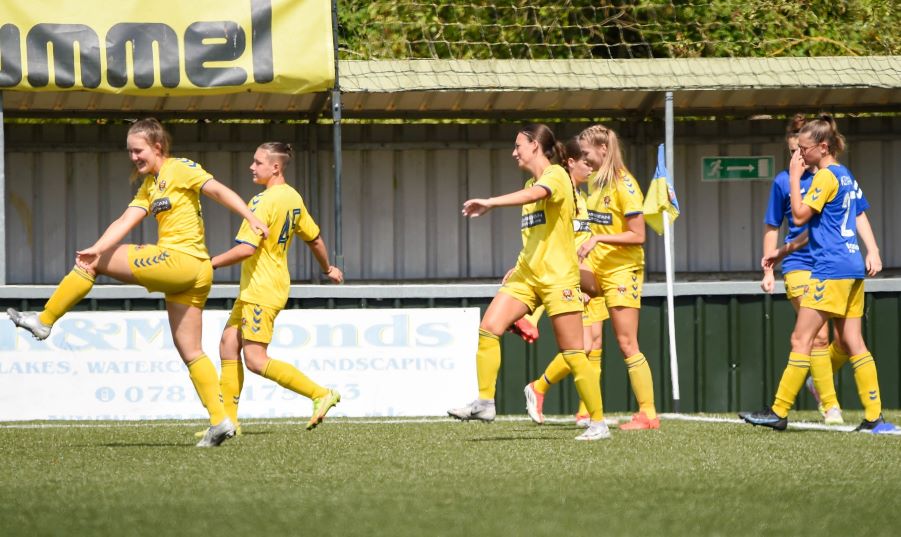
[5,117,900,284]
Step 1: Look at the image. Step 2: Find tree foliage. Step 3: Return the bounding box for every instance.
[337,0,900,60]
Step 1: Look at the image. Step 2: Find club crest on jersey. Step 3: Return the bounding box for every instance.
[604,196,611,208]
[158,180,166,192]
[618,285,626,296]
[562,289,574,302]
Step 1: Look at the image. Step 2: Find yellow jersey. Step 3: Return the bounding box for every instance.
[516,164,580,288]
[574,189,591,249]
[129,157,212,259]
[586,171,645,274]
[235,183,320,309]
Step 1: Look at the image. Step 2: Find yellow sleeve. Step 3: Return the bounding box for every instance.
[173,158,213,192]
[295,198,321,242]
[803,169,839,214]
[618,174,645,216]
[128,178,153,212]
[234,195,265,247]
[534,165,568,204]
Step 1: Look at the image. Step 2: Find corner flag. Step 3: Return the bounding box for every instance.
[643,143,680,235]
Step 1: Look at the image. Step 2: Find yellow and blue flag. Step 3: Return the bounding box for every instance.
[643,143,680,235]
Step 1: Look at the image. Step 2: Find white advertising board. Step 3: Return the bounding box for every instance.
[0,308,479,421]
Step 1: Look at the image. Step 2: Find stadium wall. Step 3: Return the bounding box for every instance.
[4,116,900,284]
[2,282,899,415]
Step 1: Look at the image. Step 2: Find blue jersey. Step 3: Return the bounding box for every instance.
[803,164,866,280]
[764,169,815,272]
[765,168,870,274]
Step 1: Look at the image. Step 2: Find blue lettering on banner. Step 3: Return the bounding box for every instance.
[0,360,72,375]
[85,360,184,374]
[521,211,546,229]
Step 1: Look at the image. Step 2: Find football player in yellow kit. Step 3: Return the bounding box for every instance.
[576,124,660,431]
[447,123,609,440]
[522,136,609,427]
[208,142,344,434]
[7,118,269,447]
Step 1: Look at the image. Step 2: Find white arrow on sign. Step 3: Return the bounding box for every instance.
[726,165,754,172]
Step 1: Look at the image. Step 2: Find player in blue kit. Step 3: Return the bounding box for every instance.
[760,114,879,426]
[742,114,896,433]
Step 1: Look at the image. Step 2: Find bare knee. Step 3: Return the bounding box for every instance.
[790,331,815,354]
[616,334,638,357]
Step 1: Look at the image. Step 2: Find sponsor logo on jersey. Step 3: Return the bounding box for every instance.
[521,211,546,229]
[151,197,172,216]
[588,210,612,226]
[573,219,591,233]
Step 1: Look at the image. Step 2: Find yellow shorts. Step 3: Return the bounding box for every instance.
[583,297,609,326]
[596,269,643,309]
[800,278,864,318]
[128,245,212,308]
[227,300,280,344]
[783,270,812,300]
[499,269,582,317]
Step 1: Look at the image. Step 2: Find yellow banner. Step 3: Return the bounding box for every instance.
[0,0,334,95]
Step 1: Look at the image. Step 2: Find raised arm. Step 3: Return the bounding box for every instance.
[788,150,815,225]
[76,206,147,269]
[201,179,270,238]
[462,185,549,218]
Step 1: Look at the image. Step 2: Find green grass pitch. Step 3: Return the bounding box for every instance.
[1,412,899,537]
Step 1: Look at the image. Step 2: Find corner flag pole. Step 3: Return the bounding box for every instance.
[665,91,680,412]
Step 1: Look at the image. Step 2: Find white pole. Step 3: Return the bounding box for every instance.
[665,91,680,411]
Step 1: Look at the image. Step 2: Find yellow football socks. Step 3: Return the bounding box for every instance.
[576,349,602,416]
[187,354,227,425]
[534,353,570,394]
[772,352,811,418]
[562,349,603,421]
[849,352,881,421]
[39,267,95,326]
[809,347,839,410]
[829,342,850,374]
[476,329,501,400]
[262,358,328,400]
[624,353,656,420]
[219,360,244,425]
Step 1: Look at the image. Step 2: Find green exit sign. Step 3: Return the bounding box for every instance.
[702,156,775,181]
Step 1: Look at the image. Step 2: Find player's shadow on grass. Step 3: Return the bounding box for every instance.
[94,442,190,448]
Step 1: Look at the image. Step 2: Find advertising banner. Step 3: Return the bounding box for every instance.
[0,308,479,420]
[0,0,334,95]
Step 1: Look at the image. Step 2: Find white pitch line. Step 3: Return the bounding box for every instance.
[0,413,897,435]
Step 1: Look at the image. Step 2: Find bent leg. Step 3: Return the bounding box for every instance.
[246,341,328,400]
